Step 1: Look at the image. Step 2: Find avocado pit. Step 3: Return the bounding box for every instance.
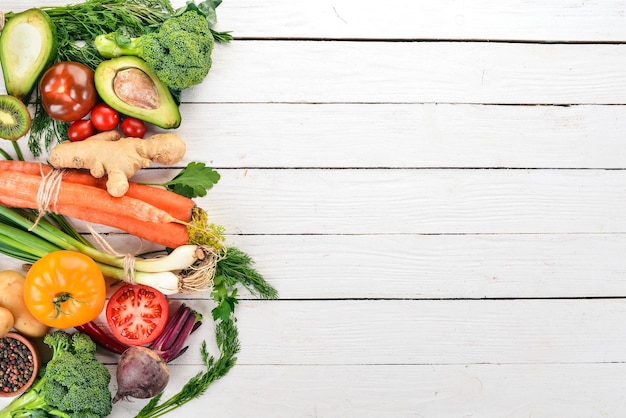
[113,68,160,110]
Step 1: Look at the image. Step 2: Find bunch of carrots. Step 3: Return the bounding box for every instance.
[0,160,199,248]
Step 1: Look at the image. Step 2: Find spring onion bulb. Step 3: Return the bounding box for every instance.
[96,265,181,295]
[133,245,207,273]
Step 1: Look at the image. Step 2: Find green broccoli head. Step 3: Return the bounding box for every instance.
[41,331,113,418]
[143,11,215,91]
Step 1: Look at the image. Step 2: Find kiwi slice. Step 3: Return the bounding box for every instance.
[0,95,31,141]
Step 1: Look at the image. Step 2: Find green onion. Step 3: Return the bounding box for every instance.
[0,205,217,294]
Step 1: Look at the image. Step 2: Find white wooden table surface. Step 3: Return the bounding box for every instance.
[3,1,626,417]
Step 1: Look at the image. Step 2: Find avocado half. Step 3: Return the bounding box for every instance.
[95,56,181,129]
[0,9,58,101]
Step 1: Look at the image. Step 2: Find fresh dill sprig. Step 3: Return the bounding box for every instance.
[28,96,68,157]
[216,247,279,300]
[210,246,277,322]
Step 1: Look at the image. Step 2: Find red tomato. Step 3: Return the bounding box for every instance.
[39,62,97,122]
[106,284,169,346]
[90,103,120,131]
[120,116,146,138]
[67,119,95,142]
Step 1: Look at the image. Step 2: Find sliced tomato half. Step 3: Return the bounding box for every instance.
[106,284,169,346]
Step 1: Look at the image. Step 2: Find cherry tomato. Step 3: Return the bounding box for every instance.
[67,119,95,142]
[23,251,106,329]
[106,284,169,346]
[90,103,120,131]
[39,62,97,122]
[120,116,146,138]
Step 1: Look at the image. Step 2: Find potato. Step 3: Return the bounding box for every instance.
[0,270,49,337]
[0,306,14,337]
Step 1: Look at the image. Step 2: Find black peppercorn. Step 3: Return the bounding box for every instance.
[0,336,34,394]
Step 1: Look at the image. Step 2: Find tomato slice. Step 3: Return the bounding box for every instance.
[24,251,106,329]
[106,284,169,346]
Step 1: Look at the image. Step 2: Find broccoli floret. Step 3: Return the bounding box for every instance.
[69,331,97,355]
[95,11,215,91]
[0,331,113,418]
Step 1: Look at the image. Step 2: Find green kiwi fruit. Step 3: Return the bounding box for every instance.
[0,95,31,141]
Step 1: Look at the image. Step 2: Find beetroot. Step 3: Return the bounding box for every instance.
[113,346,170,403]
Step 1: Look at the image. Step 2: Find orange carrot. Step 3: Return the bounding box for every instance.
[120,182,194,223]
[0,161,195,222]
[0,170,180,225]
[2,193,190,248]
[59,205,190,248]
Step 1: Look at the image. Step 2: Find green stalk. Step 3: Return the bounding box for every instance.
[11,141,24,161]
[0,242,42,264]
[46,213,94,247]
[0,147,13,160]
[0,223,62,256]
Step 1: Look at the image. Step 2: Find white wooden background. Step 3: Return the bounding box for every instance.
[3,0,626,416]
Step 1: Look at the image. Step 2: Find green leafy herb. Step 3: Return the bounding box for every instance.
[210,275,239,322]
[148,162,221,198]
[135,320,240,418]
[216,247,279,300]
[28,97,68,157]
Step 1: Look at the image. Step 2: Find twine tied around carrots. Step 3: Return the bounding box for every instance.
[32,163,139,283]
[31,165,66,231]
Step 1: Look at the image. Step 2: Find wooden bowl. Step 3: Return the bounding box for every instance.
[0,332,40,397]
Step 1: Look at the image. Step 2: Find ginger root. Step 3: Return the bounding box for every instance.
[49,130,186,197]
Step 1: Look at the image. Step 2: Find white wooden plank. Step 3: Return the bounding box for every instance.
[186,41,626,105]
[112,363,626,418]
[216,0,626,42]
[229,299,626,365]
[4,0,626,42]
[130,168,626,235]
[174,103,626,169]
[223,233,626,299]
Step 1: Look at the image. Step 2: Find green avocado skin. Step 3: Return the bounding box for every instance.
[95,56,182,129]
[0,8,58,101]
